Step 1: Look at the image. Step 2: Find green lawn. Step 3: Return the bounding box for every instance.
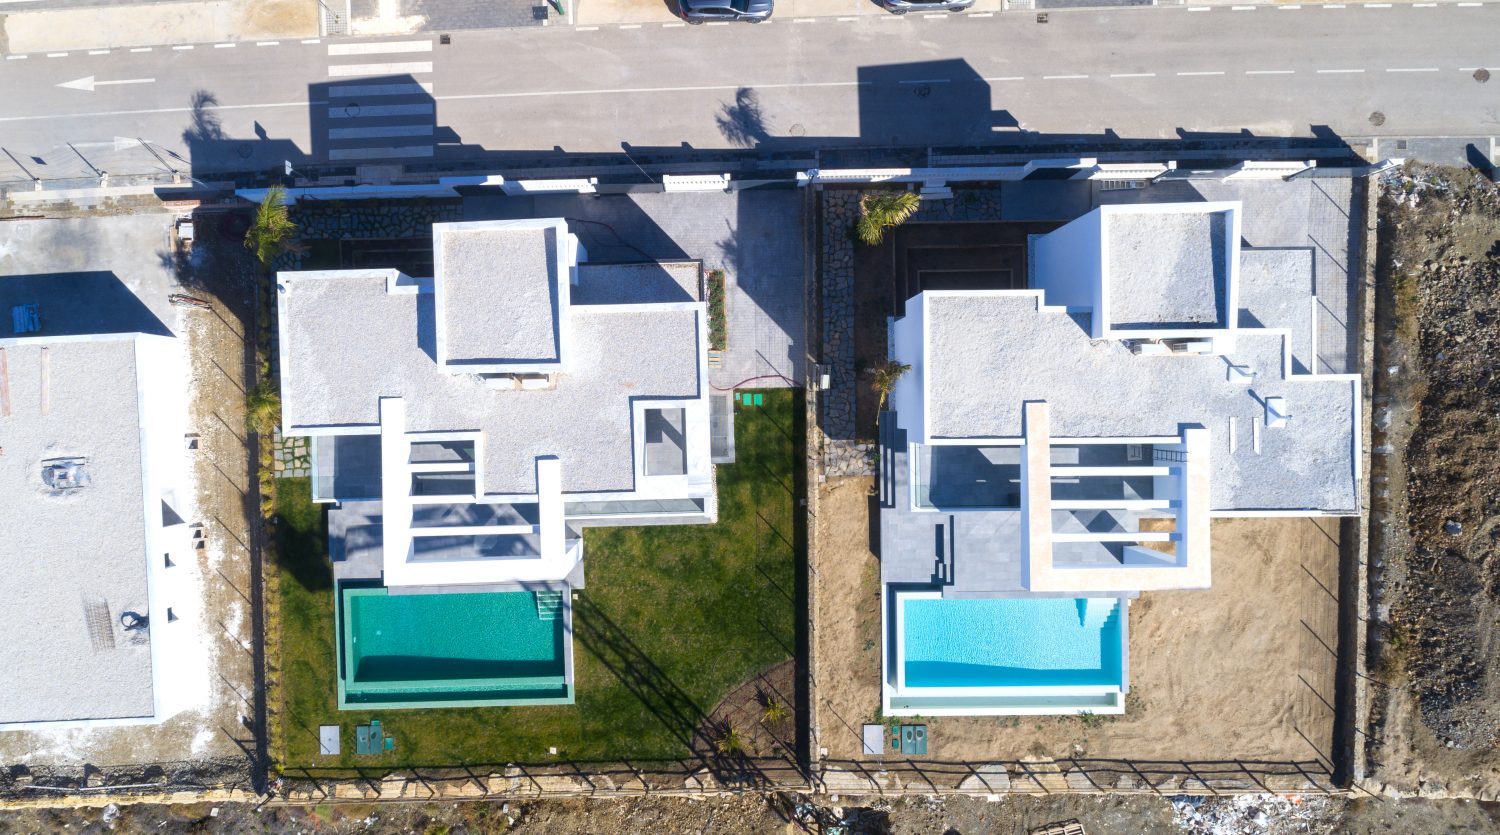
[275,389,802,772]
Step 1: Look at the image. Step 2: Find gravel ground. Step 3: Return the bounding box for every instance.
[0,793,1497,834]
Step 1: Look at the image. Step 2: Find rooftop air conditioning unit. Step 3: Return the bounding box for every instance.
[41,458,91,490]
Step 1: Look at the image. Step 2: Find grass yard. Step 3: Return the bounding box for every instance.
[275,389,802,772]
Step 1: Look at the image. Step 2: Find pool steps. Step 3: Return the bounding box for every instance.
[534,590,564,621]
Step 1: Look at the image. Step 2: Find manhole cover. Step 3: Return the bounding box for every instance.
[345,102,361,117]
[913,83,932,98]
[236,143,253,159]
[788,124,805,137]
[1475,68,1491,83]
[1368,111,1386,127]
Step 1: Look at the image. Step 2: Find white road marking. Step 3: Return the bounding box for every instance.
[1412,2,1436,5]
[435,80,870,104]
[57,75,156,92]
[1324,3,1345,7]
[328,40,431,55]
[1457,2,1483,6]
[1110,72,1156,78]
[4,55,27,60]
[88,49,110,55]
[619,23,642,28]
[257,41,281,46]
[1386,66,1439,71]
[328,61,434,77]
[1317,68,1365,73]
[329,146,434,160]
[576,25,599,29]
[794,16,816,21]
[1246,69,1295,74]
[1043,74,1088,79]
[328,81,434,96]
[1278,4,1301,8]
[46,52,67,57]
[0,98,320,123]
[1231,5,1255,10]
[173,45,194,50]
[130,47,152,52]
[215,43,237,48]
[1187,5,1210,10]
[1177,70,1225,76]
[302,38,322,44]
[327,102,435,118]
[1364,3,1391,7]
[328,124,436,139]
[837,15,858,19]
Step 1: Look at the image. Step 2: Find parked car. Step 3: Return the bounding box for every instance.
[878,0,972,12]
[679,0,773,23]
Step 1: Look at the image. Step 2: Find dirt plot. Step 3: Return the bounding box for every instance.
[813,474,1341,766]
[1369,165,1500,796]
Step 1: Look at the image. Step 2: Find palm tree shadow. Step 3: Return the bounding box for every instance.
[715,88,771,149]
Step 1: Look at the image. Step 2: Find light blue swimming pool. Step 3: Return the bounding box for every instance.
[902,597,1124,688]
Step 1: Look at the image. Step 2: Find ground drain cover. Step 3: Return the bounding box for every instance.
[1368,111,1386,127]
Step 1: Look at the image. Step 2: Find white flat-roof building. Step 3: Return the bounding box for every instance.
[277,218,716,594]
[0,330,194,730]
[880,201,1361,717]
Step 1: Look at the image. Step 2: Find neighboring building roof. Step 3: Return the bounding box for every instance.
[0,336,156,724]
[279,272,703,495]
[1106,208,1230,330]
[918,292,1358,512]
[435,221,567,370]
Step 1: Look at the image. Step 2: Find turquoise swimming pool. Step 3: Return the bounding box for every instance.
[337,585,573,709]
[902,596,1123,688]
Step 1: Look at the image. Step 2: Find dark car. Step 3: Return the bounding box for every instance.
[878,0,971,12]
[679,0,772,23]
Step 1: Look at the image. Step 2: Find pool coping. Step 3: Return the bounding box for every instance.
[882,587,1130,716]
[335,583,575,710]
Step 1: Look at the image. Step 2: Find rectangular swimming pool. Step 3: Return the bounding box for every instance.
[885,590,1129,716]
[337,585,573,709]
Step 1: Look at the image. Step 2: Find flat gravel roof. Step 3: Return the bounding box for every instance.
[923,293,1357,512]
[1107,210,1228,330]
[438,225,561,367]
[0,337,155,724]
[281,274,702,495]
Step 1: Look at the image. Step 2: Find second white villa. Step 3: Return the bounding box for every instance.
[879,201,1361,716]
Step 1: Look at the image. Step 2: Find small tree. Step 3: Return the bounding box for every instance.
[244,185,301,267]
[871,360,912,411]
[246,380,282,435]
[856,190,921,246]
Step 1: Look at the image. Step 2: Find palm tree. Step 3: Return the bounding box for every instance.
[871,360,912,411]
[856,190,921,246]
[246,380,282,435]
[244,185,301,267]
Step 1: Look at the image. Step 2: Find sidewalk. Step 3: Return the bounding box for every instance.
[1,0,316,54]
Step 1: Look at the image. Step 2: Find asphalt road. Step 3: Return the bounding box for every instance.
[0,3,1498,179]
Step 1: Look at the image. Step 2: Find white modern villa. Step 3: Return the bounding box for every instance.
[879,202,1362,716]
[276,218,717,709]
[0,318,195,730]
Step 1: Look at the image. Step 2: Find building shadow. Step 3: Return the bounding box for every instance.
[0,271,171,338]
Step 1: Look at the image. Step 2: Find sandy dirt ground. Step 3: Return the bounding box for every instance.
[0,792,1497,834]
[2,0,316,54]
[812,476,1342,767]
[0,211,255,781]
[1366,164,1500,799]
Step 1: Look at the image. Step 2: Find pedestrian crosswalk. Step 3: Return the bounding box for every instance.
[323,40,437,163]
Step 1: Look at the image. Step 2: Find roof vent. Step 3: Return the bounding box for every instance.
[1265,396,1291,429]
[1227,365,1256,386]
[42,457,91,491]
